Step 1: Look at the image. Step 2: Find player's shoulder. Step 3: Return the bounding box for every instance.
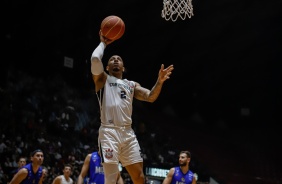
[84,153,92,161]
[51,175,61,184]
[55,175,63,181]
[18,167,28,174]
[122,79,136,88]
[169,167,176,173]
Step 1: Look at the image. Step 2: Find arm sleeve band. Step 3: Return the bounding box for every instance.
[91,42,106,75]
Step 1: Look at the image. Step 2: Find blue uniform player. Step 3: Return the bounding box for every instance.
[9,149,45,184]
[10,156,27,181]
[162,151,197,184]
[77,151,123,184]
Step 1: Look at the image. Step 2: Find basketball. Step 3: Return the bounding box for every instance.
[100,15,125,41]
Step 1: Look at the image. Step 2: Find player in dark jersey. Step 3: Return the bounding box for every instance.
[16,157,27,171]
[77,151,124,184]
[162,151,197,184]
[9,156,27,180]
[9,149,44,184]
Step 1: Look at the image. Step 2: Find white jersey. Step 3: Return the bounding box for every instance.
[59,175,73,184]
[97,75,135,128]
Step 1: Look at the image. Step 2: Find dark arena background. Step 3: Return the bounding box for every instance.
[1,0,282,183]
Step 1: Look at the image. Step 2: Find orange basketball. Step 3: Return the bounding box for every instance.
[101,15,125,41]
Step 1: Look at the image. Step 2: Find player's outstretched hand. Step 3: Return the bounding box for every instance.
[99,30,114,45]
[158,64,174,83]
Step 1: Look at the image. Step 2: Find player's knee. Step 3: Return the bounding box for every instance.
[103,163,119,184]
[138,173,145,184]
[105,172,119,184]
[132,171,145,184]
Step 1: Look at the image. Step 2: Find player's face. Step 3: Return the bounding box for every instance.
[42,168,48,181]
[63,166,72,176]
[31,152,44,165]
[18,158,26,167]
[178,153,189,167]
[107,55,124,73]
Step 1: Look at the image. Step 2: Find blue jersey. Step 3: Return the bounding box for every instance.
[20,163,43,184]
[171,167,194,184]
[88,152,104,184]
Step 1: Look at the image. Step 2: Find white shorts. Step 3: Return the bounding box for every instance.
[98,126,143,167]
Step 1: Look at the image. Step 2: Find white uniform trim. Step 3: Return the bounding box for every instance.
[60,175,73,184]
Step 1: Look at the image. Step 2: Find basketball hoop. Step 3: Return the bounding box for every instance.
[161,0,194,22]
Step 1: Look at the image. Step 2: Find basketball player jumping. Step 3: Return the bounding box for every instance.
[90,30,174,184]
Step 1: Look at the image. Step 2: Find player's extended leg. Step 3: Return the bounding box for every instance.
[125,162,145,184]
[103,163,120,184]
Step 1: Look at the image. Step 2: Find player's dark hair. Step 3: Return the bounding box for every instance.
[180,150,191,158]
[31,149,43,157]
[64,163,73,171]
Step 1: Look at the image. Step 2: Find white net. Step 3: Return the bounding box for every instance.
[161,0,194,22]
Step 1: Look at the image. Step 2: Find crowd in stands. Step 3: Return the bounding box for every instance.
[0,68,208,183]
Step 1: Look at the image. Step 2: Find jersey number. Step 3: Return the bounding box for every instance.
[121,91,126,99]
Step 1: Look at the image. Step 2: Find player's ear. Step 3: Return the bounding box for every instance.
[106,66,109,71]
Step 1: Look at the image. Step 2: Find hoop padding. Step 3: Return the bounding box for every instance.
[161,0,194,22]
